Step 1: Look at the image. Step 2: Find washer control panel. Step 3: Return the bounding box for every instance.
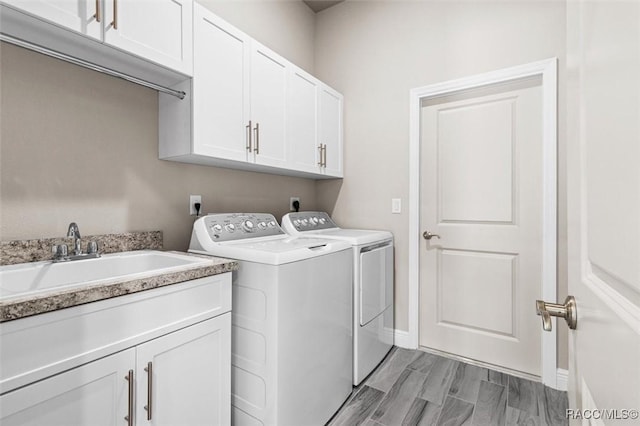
[203,213,283,242]
[284,211,337,232]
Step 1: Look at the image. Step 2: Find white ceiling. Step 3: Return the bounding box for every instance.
[302,0,345,13]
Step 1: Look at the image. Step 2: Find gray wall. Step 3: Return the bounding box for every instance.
[313,0,568,368]
[0,0,318,251]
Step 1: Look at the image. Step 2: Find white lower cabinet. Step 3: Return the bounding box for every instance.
[0,314,230,426]
[0,273,232,426]
[135,314,231,426]
[0,348,133,426]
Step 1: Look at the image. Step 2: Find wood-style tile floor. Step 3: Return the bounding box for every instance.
[329,348,568,426]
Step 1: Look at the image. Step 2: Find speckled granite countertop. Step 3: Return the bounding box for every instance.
[0,252,239,322]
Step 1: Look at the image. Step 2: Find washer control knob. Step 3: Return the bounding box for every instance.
[310,217,319,225]
[258,221,267,230]
[225,224,236,233]
[242,220,254,232]
[268,221,277,228]
[211,224,223,233]
[319,218,327,225]
[301,219,309,226]
[293,220,301,227]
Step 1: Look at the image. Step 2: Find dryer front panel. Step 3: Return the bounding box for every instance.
[359,243,393,326]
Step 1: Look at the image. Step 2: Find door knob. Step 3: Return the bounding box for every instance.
[535,296,577,331]
[422,231,441,240]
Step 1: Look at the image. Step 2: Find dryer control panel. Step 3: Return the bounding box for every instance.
[283,211,338,232]
[201,213,284,242]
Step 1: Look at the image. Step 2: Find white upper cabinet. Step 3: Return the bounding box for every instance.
[288,66,320,174]
[103,0,193,76]
[0,0,193,77]
[1,0,102,40]
[319,85,344,177]
[192,6,250,162]
[250,42,288,169]
[159,3,343,179]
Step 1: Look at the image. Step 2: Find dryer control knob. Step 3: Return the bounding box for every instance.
[293,220,301,227]
[211,224,223,233]
[225,224,236,233]
[258,221,267,230]
[301,219,309,226]
[310,217,319,225]
[242,220,254,232]
[319,218,327,224]
[268,221,277,228]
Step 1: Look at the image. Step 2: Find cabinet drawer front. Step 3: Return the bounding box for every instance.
[0,273,231,393]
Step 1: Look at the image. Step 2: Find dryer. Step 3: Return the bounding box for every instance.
[281,211,394,385]
[190,213,352,426]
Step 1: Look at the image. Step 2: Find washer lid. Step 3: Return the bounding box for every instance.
[308,228,393,246]
[190,235,351,265]
[281,212,393,246]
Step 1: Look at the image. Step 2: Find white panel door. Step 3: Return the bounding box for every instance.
[319,85,343,177]
[103,0,192,75]
[288,66,320,173]
[566,0,640,419]
[192,4,250,162]
[0,348,134,425]
[2,0,101,40]
[250,42,288,168]
[419,79,544,376]
[135,314,231,426]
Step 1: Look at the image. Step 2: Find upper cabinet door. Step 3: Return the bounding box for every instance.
[250,42,288,169]
[288,67,320,174]
[103,0,193,76]
[2,0,102,40]
[319,86,344,177]
[192,4,250,162]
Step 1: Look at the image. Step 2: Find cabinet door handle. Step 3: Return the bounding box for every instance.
[322,144,327,167]
[254,122,260,154]
[246,120,252,152]
[318,144,323,166]
[94,0,101,22]
[124,369,133,426]
[112,0,118,29]
[144,361,153,420]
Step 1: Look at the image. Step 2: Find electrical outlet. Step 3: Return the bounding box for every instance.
[190,195,202,216]
[290,197,300,211]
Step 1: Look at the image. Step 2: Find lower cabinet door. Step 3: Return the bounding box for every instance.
[135,314,231,426]
[0,348,135,426]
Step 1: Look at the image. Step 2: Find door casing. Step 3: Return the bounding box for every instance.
[407,58,559,388]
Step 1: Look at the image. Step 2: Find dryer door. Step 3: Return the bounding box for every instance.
[359,243,393,326]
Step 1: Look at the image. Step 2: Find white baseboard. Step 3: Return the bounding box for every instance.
[394,329,412,349]
[556,368,568,391]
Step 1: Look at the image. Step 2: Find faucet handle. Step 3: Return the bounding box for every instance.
[87,241,99,255]
[54,244,69,259]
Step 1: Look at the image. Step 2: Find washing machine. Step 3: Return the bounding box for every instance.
[189,213,352,426]
[281,211,394,386]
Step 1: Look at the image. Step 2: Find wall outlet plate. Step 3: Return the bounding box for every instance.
[290,197,300,211]
[190,195,202,215]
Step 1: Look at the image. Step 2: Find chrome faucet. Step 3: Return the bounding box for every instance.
[67,222,82,255]
[51,222,100,262]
